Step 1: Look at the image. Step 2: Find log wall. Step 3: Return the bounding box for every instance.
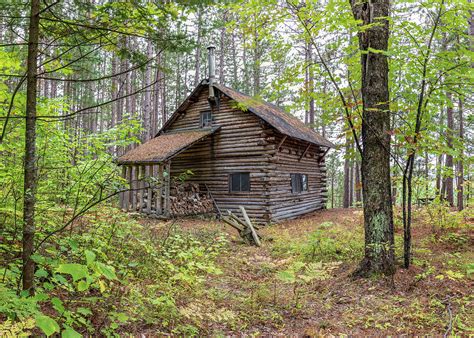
[165,86,328,223]
[267,133,327,222]
[168,87,273,222]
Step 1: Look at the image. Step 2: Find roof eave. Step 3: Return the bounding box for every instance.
[116,126,221,166]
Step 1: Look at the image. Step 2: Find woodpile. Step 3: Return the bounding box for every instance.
[170,183,214,215]
[137,182,214,215]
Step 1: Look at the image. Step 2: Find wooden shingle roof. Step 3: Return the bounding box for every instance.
[116,127,219,164]
[158,82,335,148]
[214,84,335,148]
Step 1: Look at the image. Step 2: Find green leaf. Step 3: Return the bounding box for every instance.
[95,262,117,280]
[35,269,49,278]
[51,297,65,313]
[76,307,92,316]
[85,250,96,265]
[115,312,129,322]
[62,327,82,338]
[33,292,49,302]
[35,315,60,337]
[277,270,296,283]
[56,264,89,282]
[77,280,89,292]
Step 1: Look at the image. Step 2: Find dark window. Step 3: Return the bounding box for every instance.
[229,173,250,192]
[291,174,308,193]
[200,111,212,127]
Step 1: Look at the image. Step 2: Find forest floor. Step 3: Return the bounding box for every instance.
[134,207,474,336]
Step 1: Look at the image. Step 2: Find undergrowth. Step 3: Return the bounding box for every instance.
[0,206,228,336]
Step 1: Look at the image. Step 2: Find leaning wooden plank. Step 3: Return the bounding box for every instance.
[221,215,244,233]
[229,210,262,231]
[205,183,222,218]
[228,211,248,228]
[239,206,261,247]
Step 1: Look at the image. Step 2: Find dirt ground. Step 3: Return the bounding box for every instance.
[141,207,474,335]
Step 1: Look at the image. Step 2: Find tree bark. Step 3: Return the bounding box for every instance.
[444,92,454,206]
[355,159,362,203]
[23,0,41,293]
[457,97,464,210]
[343,137,351,208]
[308,42,315,128]
[144,41,153,140]
[219,11,226,84]
[350,0,395,276]
[194,10,202,87]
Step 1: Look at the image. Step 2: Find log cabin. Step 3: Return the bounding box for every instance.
[116,46,335,223]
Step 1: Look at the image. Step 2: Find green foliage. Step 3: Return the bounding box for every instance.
[0,318,35,337]
[271,222,364,263]
[0,205,228,335]
[35,315,60,337]
[0,287,40,321]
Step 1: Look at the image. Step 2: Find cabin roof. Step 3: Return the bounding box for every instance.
[214,84,335,148]
[158,82,335,148]
[116,127,220,165]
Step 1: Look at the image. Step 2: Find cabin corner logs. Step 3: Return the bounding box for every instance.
[117,84,332,224]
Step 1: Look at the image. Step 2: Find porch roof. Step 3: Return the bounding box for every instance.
[116,127,220,165]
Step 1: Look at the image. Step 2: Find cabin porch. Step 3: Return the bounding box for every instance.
[118,161,216,217]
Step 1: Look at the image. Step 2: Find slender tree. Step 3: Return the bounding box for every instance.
[350,0,395,276]
[22,0,40,292]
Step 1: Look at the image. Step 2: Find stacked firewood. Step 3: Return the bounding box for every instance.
[169,183,214,215]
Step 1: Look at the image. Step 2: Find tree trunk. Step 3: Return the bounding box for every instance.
[144,41,153,140]
[355,159,362,204]
[444,92,454,206]
[349,162,354,206]
[308,42,315,128]
[350,0,395,276]
[194,11,202,86]
[252,27,260,95]
[457,97,464,210]
[219,12,226,84]
[231,30,238,88]
[436,154,443,197]
[424,151,429,200]
[22,0,40,293]
[343,138,351,208]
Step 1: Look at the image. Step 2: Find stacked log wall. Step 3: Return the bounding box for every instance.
[267,133,328,222]
[168,88,273,223]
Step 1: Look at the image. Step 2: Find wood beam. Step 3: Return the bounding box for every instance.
[119,166,126,210]
[138,165,145,213]
[299,143,311,161]
[123,166,130,211]
[277,135,287,151]
[127,166,133,211]
[163,161,171,216]
[157,164,163,215]
[146,165,152,214]
[318,147,331,163]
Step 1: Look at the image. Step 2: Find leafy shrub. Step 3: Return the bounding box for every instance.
[0,207,228,336]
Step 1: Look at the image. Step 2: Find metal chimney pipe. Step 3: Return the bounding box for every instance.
[207,45,216,101]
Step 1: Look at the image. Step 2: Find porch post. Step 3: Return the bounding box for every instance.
[127,165,133,211]
[132,165,138,211]
[119,166,126,210]
[138,165,145,213]
[157,164,163,215]
[164,161,171,216]
[146,165,152,214]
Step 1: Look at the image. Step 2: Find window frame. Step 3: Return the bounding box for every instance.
[291,173,308,194]
[229,172,251,193]
[200,111,213,128]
